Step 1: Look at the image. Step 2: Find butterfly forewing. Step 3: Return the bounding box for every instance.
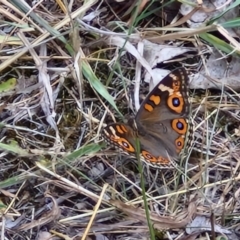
[136,68,190,121]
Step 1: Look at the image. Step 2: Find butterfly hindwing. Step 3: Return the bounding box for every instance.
[103,123,136,154]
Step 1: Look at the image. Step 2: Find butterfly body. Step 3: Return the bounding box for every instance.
[103,68,192,168]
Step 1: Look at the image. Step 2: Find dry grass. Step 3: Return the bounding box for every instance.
[0,1,240,240]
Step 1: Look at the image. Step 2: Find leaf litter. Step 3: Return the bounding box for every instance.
[0,0,240,240]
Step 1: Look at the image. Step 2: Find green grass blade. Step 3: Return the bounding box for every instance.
[207,0,240,25]
[64,143,102,162]
[0,141,29,156]
[221,18,240,29]
[82,61,123,118]
[200,33,240,57]
[0,174,27,189]
[0,78,17,93]
[135,138,155,240]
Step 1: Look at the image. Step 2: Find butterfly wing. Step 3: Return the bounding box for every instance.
[135,68,191,165]
[103,122,174,167]
[103,123,137,154]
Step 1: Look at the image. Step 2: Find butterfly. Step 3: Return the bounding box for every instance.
[103,68,193,168]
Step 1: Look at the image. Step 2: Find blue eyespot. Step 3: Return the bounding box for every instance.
[172,97,180,107]
[177,121,183,130]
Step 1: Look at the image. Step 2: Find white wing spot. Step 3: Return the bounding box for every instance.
[158,84,182,97]
[109,126,120,139]
[158,84,173,94]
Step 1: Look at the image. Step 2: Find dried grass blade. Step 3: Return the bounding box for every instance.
[110,199,196,230]
[17,194,60,231]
